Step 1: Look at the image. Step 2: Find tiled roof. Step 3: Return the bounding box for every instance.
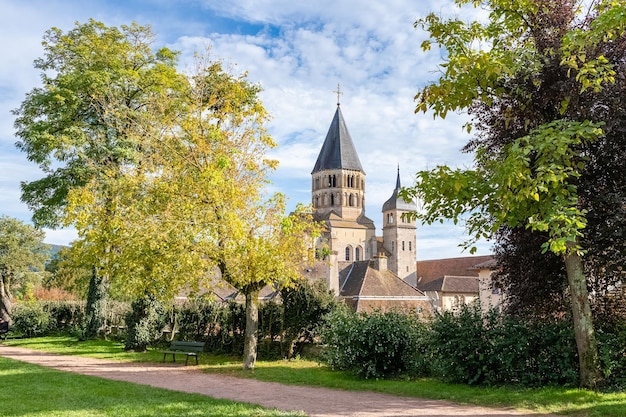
[311,106,364,174]
[416,255,494,287]
[419,275,479,293]
[339,260,427,298]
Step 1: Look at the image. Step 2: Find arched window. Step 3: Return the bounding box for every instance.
[332,175,337,187]
[345,246,351,261]
[387,213,394,224]
[330,193,335,206]
[349,194,354,206]
[355,247,361,261]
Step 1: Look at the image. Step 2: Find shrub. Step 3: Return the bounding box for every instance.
[258,300,282,358]
[44,300,85,334]
[597,320,626,390]
[12,302,52,337]
[281,280,339,358]
[428,304,578,387]
[124,295,164,352]
[321,308,426,379]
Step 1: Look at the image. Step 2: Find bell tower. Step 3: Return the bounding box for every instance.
[311,88,376,292]
[382,167,417,286]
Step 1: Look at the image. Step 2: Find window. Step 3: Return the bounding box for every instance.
[387,213,394,224]
[330,194,335,206]
[409,241,412,251]
[391,241,395,252]
[402,241,405,251]
[355,247,360,261]
[345,247,350,261]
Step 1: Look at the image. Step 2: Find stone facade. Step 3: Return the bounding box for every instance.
[311,104,417,293]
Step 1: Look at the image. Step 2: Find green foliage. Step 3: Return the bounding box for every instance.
[0,215,50,321]
[11,302,52,338]
[172,300,245,355]
[258,300,282,357]
[321,308,427,379]
[44,300,85,334]
[406,0,626,388]
[597,320,626,390]
[83,269,109,339]
[124,295,164,352]
[430,305,579,386]
[280,279,339,358]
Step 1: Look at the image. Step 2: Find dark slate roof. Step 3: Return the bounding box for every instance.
[339,260,427,298]
[420,275,479,293]
[382,167,416,212]
[416,255,494,287]
[312,106,364,174]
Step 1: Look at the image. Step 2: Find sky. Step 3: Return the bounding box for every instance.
[0,0,492,260]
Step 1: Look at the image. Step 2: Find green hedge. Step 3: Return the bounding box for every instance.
[320,304,626,388]
[321,308,427,379]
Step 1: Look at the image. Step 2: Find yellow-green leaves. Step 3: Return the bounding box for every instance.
[406,119,603,256]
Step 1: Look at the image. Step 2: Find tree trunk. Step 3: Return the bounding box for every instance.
[0,275,13,323]
[243,289,259,370]
[563,250,601,389]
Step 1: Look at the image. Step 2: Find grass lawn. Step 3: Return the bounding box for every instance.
[0,356,304,417]
[4,336,626,417]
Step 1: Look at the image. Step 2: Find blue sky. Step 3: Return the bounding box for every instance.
[0,0,491,260]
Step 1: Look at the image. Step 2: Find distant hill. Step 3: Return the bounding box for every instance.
[45,244,66,260]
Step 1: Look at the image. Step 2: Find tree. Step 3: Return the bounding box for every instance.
[404,0,626,389]
[13,20,184,337]
[0,216,49,322]
[218,199,321,369]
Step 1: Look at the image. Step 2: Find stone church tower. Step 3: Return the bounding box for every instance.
[311,104,376,292]
[311,102,418,291]
[382,168,418,286]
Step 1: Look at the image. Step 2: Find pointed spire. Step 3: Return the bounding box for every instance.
[383,167,416,212]
[311,105,364,174]
[395,165,401,190]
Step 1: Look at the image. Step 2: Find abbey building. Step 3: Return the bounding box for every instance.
[307,103,431,313]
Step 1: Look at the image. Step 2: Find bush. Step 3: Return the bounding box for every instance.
[12,302,52,337]
[281,280,339,358]
[321,308,426,379]
[124,295,164,352]
[597,320,626,390]
[428,304,578,386]
[43,300,85,334]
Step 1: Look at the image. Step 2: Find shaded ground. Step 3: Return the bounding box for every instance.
[0,345,557,417]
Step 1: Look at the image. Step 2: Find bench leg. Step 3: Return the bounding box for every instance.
[162,353,176,363]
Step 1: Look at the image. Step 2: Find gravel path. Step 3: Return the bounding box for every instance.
[0,345,556,417]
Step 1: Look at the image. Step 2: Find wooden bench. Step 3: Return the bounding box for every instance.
[160,341,205,365]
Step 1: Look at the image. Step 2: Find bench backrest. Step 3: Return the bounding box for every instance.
[170,341,205,352]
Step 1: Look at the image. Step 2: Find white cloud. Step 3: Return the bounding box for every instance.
[0,0,492,259]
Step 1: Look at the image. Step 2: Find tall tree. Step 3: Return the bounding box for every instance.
[218,199,321,369]
[404,0,626,388]
[0,216,49,322]
[13,20,184,336]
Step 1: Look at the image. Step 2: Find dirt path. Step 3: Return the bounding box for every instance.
[0,345,556,417]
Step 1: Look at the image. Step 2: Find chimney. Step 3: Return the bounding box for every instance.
[372,255,387,272]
